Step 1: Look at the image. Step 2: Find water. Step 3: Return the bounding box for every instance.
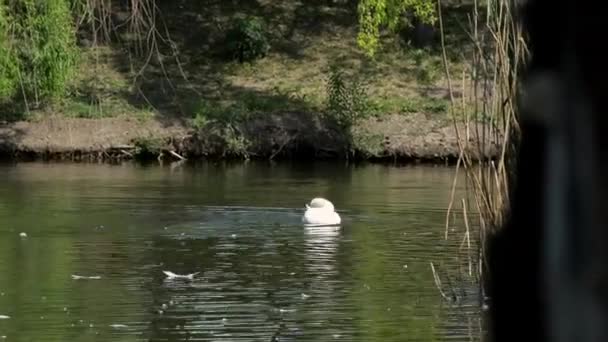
[0,161,483,341]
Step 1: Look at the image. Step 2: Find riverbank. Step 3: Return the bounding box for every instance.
[0,1,494,165]
[0,113,500,164]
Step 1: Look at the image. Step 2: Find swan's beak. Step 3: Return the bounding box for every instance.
[305,204,310,209]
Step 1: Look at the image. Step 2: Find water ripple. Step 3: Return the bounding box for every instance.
[0,162,481,342]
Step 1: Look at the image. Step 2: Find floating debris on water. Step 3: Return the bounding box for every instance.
[301,293,310,299]
[19,232,27,238]
[0,315,10,319]
[162,270,199,280]
[71,275,102,280]
[161,303,168,310]
[231,234,237,238]
[110,324,129,329]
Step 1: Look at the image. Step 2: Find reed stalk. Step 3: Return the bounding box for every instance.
[439,0,529,284]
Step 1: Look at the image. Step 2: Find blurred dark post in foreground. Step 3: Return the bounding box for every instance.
[486,0,608,341]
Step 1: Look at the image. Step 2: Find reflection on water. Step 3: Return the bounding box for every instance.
[0,161,483,341]
[304,226,340,275]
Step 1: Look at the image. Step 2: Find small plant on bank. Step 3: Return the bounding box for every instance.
[225,15,270,63]
[325,64,370,130]
[191,99,251,159]
[411,48,442,85]
[324,64,372,158]
[132,136,165,158]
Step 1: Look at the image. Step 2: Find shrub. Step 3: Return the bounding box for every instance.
[132,136,165,157]
[225,15,270,63]
[0,3,19,102]
[191,99,251,158]
[325,65,370,129]
[11,0,79,106]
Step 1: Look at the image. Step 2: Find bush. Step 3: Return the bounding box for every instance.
[11,0,79,106]
[132,136,165,159]
[325,65,370,129]
[0,3,19,102]
[225,15,270,63]
[191,99,250,159]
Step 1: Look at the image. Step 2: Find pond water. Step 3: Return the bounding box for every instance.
[0,161,483,341]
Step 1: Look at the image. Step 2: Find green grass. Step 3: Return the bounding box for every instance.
[2,0,474,123]
[58,98,155,120]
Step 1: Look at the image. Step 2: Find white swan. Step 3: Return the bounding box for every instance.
[302,197,341,226]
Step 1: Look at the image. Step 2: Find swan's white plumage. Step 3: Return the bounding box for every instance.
[302,197,341,226]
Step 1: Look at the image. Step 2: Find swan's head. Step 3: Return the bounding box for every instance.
[306,197,335,212]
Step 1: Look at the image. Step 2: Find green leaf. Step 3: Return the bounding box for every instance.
[356,0,437,57]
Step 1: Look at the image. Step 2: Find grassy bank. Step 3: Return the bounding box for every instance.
[0,0,497,163]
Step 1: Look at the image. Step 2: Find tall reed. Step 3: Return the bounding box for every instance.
[0,2,19,101]
[438,0,529,286]
[0,0,79,108]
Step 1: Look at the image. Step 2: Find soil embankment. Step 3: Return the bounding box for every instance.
[0,113,500,163]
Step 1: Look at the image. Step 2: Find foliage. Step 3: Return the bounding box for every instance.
[132,136,165,157]
[357,0,437,57]
[352,129,385,158]
[193,99,248,126]
[412,48,442,84]
[0,3,20,102]
[216,124,250,159]
[9,0,79,106]
[191,100,251,159]
[325,65,370,129]
[225,15,270,63]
